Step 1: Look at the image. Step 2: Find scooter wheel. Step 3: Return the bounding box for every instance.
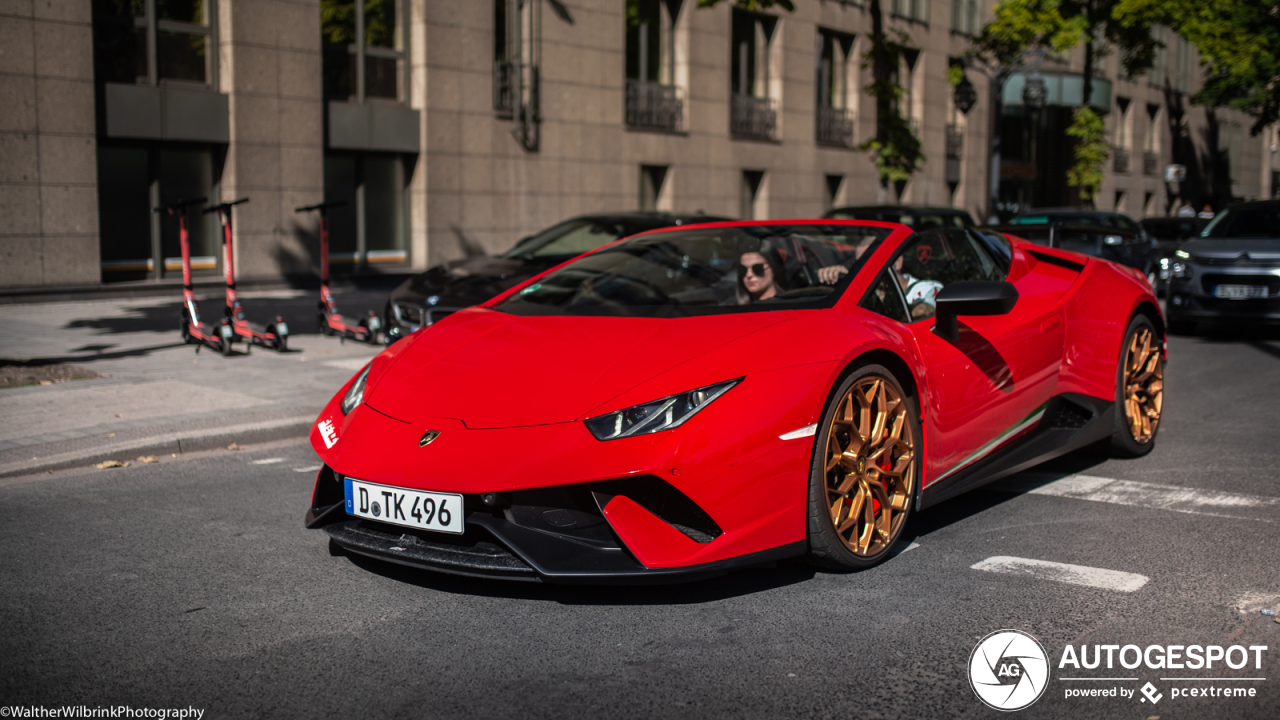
[275,333,288,353]
[220,335,234,357]
[180,313,193,344]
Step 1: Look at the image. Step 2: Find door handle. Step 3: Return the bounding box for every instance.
[1040,315,1062,334]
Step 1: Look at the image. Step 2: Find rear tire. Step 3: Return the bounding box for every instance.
[219,328,234,357]
[1109,314,1164,458]
[807,364,921,571]
[275,332,288,353]
[180,312,193,344]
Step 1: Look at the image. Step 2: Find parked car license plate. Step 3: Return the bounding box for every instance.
[344,478,464,534]
[1213,284,1268,299]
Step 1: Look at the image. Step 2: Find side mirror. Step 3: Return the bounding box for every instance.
[933,281,1019,343]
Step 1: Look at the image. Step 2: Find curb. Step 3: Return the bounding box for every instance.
[0,416,314,479]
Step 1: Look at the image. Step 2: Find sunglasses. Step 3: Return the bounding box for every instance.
[740,262,770,277]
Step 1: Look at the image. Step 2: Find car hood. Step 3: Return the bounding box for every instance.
[1181,238,1280,261]
[363,309,793,429]
[391,255,561,309]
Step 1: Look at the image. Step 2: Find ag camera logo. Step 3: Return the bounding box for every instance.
[969,629,1050,711]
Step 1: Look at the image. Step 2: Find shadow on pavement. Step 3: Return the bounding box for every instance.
[899,446,1113,548]
[336,447,1129,603]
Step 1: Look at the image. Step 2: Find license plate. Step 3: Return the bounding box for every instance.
[1213,284,1268,299]
[344,478,464,534]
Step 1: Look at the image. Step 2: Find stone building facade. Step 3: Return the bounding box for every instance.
[0,0,1273,291]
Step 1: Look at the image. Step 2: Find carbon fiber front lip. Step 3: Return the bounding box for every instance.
[319,512,805,585]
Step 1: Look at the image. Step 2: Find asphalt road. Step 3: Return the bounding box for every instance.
[1,326,1278,720]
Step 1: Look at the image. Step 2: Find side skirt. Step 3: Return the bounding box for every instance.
[919,393,1114,509]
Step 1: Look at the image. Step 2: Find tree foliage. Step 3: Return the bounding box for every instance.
[1065,107,1109,201]
[967,0,1085,74]
[858,4,923,188]
[1115,0,1280,135]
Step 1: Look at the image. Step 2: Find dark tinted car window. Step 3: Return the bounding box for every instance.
[498,224,893,319]
[1202,204,1280,238]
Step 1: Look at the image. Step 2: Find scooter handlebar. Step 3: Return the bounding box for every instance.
[202,197,250,214]
[154,197,209,215]
[294,200,348,213]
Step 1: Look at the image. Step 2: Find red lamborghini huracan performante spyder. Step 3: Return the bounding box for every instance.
[305,220,1164,583]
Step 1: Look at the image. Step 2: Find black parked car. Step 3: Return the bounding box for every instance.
[823,205,975,229]
[987,223,1158,286]
[1166,200,1280,333]
[1141,216,1209,293]
[385,212,731,339]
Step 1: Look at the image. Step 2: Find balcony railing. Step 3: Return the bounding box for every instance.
[1143,151,1159,176]
[1113,147,1130,174]
[731,94,777,141]
[816,106,854,147]
[493,61,514,115]
[625,79,683,132]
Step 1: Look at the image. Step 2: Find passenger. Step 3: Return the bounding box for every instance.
[736,251,787,303]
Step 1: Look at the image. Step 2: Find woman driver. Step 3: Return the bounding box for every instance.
[737,251,786,303]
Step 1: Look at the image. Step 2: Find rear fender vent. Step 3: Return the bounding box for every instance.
[591,476,724,543]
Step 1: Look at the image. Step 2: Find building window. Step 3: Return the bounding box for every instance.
[892,0,930,24]
[1173,33,1193,95]
[322,0,408,102]
[1219,122,1243,190]
[730,9,779,141]
[1114,97,1132,174]
[625,0,684,132]
[824,174,845,211]
[1148,26,1167,87]
[950,0,979,35]
[92,0,218,86]
[494,0,540,150]
[639,165,670,211]
[97,143,221,282]
[816,29,856,148]
[1144,104,1161,176]
[324,152,409,268]
[741,170,766,220]
[899,49,922,137]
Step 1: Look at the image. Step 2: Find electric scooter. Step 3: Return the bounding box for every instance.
[203,198,289,353]
[157,197,234,355]
[294,200,382,344]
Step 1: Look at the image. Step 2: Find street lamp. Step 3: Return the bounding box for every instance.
[1022,71,1046,111]
[954,75,977,115]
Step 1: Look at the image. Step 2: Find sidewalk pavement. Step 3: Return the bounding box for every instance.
[0,287,392,478]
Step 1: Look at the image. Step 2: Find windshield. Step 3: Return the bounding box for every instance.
[496,224,895,319]
[1200,204,1280,238]
[504,218,636,259]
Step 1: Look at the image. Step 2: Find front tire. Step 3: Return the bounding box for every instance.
[807,364,921,570]
[1109,314,1164,457]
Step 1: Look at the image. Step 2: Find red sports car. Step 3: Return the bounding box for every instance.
[305,220,1164,583]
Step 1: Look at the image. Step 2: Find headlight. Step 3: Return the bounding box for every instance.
[584,378,741,441]
[1171,262,1190,279]
[341,364,371,415]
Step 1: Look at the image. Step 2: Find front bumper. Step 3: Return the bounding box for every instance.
[1167,264,1280,321]
[306,465,804,584]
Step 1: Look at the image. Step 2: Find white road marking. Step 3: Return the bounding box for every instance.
[293,465,322,473]
[779,423,816,441]
[1017,474,1280,524]
[251,457,285,465]
[324,358,372,371]
[971,556,1149,592]
[902,541,920,553]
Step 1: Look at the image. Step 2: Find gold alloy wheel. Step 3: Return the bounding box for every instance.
[823,376,916,557]
[1122,326,1163,443]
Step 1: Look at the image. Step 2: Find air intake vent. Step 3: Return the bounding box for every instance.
[1043,399,1095,429]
